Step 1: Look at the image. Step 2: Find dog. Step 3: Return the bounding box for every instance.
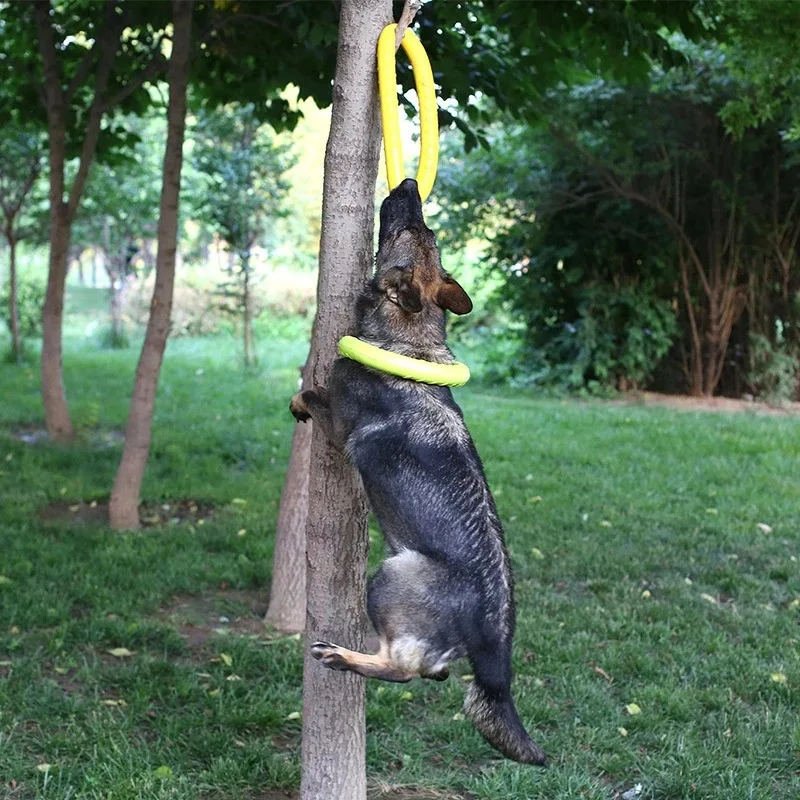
[290,178,546,766]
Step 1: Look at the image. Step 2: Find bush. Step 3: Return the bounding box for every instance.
[0,276,46,338]
[511,283,678,394]
[748,334,799,405]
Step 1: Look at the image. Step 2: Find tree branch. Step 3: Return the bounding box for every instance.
[66,5,125,221]
[395,0,422,49]
[34,0,66,116]
[65,46,97,104]
[100,46,168,112]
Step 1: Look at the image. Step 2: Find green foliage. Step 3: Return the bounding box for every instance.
[191,104,294,254]
[190,103,295,363]
[524,284,678,394]
[0,275,45,339]
[0,124,43,235]
[715,0,800,138]
[748,334,800,405]
[435,39,800,397]
[76,115,163,258]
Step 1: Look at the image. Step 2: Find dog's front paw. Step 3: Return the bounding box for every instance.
[290,392,311,422]
[310,640,349,671]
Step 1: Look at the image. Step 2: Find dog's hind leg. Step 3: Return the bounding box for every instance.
[310,640,415,683]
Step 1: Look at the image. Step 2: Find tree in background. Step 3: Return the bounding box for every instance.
[0,1,172,438]
[77,117,162,348]
[109,0,193,531]
[0,125,42,363]
[435,34,800,400]
[191,103,294,365]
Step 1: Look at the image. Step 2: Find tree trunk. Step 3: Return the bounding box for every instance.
[109,0,193,530]
[243,251,251,366]
[300,1,390,798]
[41,206,74,439]
[265,415,311,633]
[8,231,21,364]
[110,277,123,345]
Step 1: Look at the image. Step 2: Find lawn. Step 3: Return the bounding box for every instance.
[1,291,799,799]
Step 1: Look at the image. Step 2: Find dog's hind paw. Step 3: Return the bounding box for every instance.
[310,640,349,671]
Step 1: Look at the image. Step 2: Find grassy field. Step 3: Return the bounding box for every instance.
[1,287,799,799]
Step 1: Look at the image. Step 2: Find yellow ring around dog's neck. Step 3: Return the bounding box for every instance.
[338,336,470,387]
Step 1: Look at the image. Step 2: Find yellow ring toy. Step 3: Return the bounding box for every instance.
[338,336,470,387]
[377,24,438,202]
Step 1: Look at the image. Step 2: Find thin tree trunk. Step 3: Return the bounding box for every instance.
[300,1,390,798]
[110,277,123,345]
[41,207,74,438]
[109,0,193,530]
[265,415,311,633]
[8,232,21,364]
[243,252,251,366]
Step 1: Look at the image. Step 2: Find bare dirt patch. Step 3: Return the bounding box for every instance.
[157,589,281,652]
[369,786,472,800]
[12,425,125,448]
[617,390,800,416]
[237,789,470,800]
[38,499,215,528]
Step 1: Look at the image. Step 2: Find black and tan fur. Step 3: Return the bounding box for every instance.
[290,179,546,766]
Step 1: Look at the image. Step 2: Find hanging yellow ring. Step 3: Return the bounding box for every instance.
[377,23,438,202]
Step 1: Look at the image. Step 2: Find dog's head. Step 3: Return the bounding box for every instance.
[374,179,472,319]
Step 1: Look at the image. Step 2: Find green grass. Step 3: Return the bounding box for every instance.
[1,313,799,799]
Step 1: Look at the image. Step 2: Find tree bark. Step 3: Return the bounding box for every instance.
[7,231,21,364]
[41,207,74,438]
[265,415,311,633]
[36,0,119,440]
[35,1,74,439]
[109,0,193,530]
[300,1,390,798]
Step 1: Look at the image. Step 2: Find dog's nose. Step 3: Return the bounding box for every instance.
[397,178,419,195]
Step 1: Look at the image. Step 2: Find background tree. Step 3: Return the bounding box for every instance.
[435,39,800,400]
[0,125,42,363]
[29,0,171,440]
[76,116,162,348]
[109,0,193,531]
[191,103,294,365]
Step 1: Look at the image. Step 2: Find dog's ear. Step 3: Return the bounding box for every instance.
[381,267,423,313]
[436,277,473,315]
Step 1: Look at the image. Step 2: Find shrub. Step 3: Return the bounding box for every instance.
[0,275,46,338]
[510,283,678,394]
[748,333,799,405]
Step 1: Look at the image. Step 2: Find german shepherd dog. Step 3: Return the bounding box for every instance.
[290,178,546,765]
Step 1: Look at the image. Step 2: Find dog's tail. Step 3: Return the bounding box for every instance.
[463,647,547,766]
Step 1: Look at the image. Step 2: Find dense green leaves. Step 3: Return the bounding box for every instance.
[435,41,800,397]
